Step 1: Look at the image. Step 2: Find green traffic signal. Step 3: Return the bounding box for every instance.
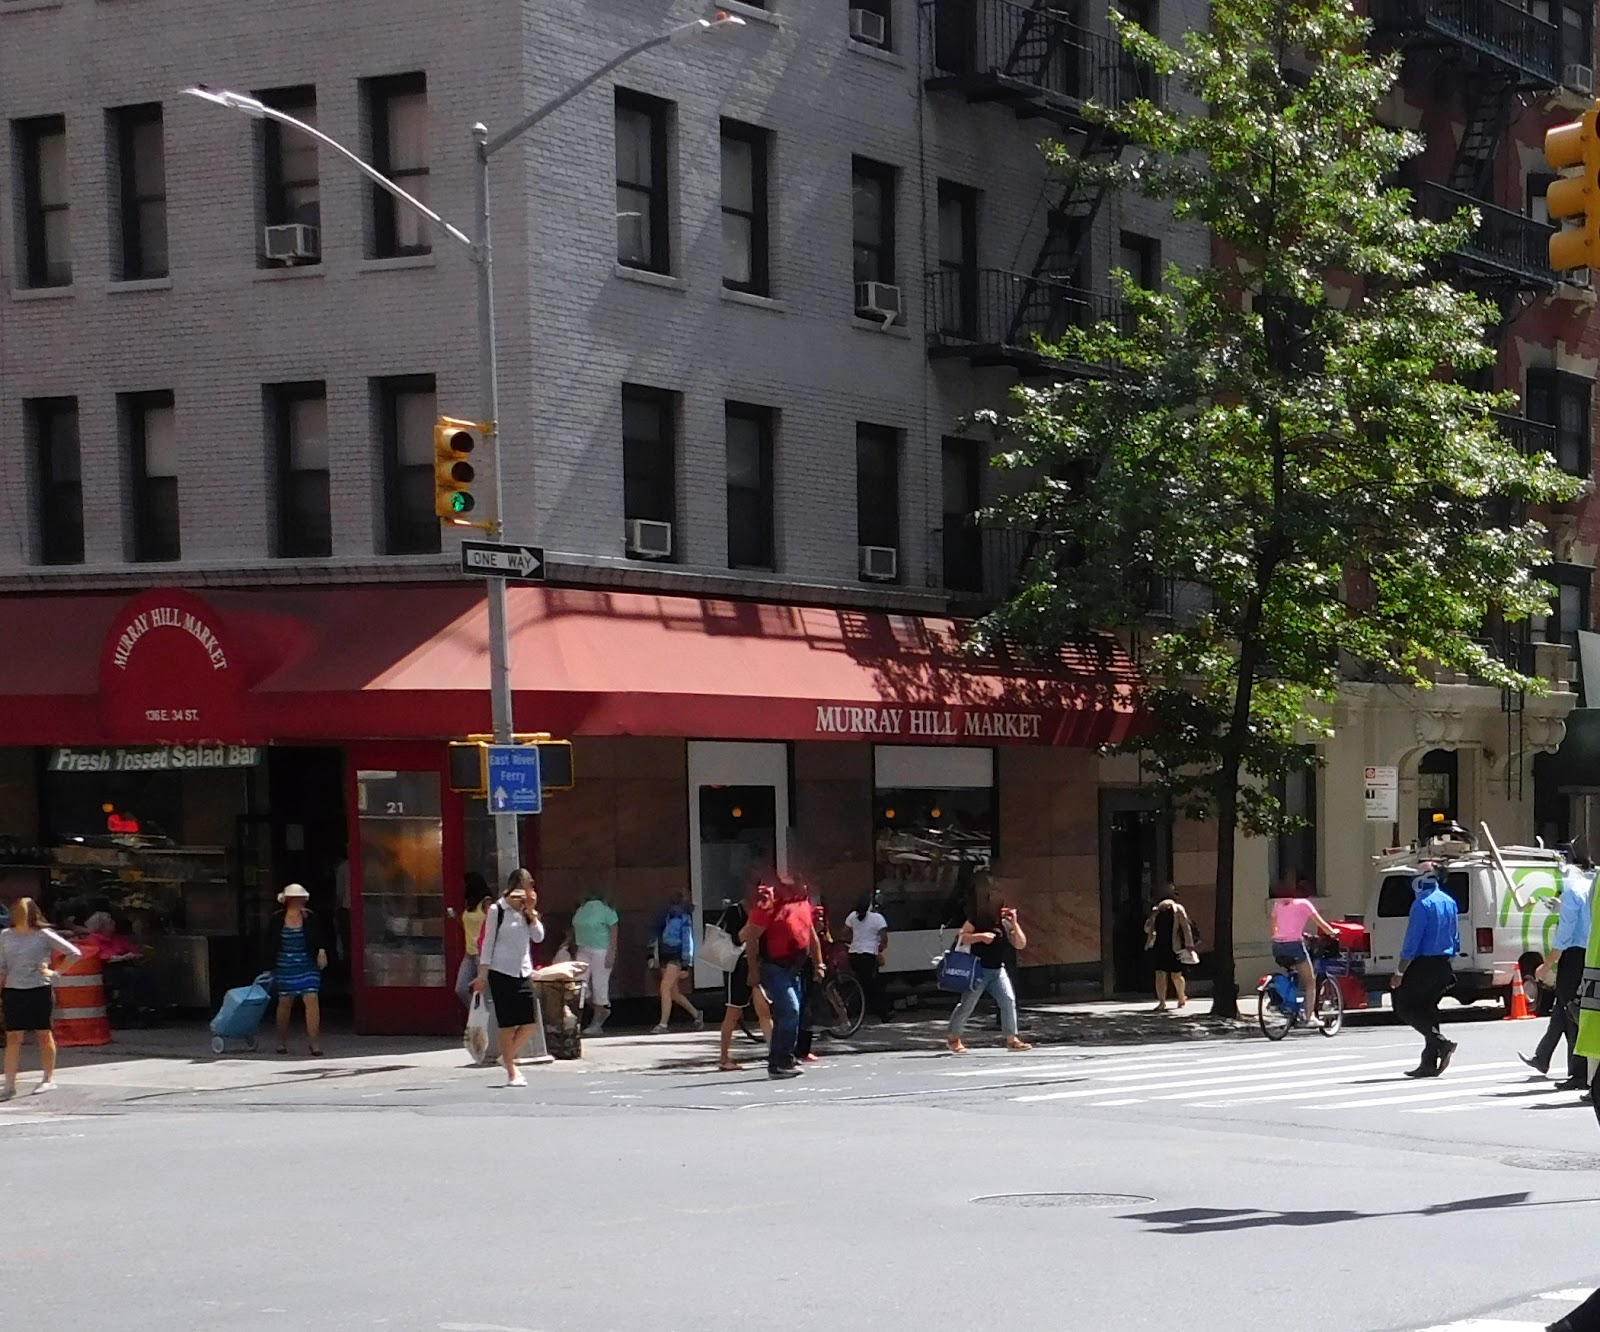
[451,492,474,514]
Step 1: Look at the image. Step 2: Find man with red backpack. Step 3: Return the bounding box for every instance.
[745,876,824,1079]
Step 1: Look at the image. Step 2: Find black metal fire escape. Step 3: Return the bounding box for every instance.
[922,0,1154,372]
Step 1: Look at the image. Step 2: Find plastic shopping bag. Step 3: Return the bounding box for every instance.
[463,991,492,1066]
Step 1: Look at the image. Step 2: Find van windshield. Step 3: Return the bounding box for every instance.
[1376,872,1468,917]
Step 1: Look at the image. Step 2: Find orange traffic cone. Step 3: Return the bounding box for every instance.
[1505,964,1536,1021]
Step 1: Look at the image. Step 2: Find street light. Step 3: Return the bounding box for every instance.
[183,10,744,888]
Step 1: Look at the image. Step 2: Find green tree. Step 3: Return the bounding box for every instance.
[975,0,1580,1016]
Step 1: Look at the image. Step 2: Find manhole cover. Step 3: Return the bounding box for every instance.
[971,1192,1153,1208]
[1503,1153,1600,1172]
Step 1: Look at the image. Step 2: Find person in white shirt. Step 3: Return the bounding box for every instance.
[843,893,892,1023]
[472,870,546,1086]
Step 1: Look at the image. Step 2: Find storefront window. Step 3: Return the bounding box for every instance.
[357,769,445,988]
[872,746,994,932]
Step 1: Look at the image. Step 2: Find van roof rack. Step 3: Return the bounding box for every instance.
[1371,843,1565,872]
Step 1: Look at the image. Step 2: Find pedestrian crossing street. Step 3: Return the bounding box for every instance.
[934,1038,1594,1117]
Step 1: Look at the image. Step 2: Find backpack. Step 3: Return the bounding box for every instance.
[662,910,691,952]
[764,900,814,964]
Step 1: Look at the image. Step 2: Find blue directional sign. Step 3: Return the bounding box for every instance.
[485,744,542,815]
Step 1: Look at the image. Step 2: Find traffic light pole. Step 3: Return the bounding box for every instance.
[471,125,520,891]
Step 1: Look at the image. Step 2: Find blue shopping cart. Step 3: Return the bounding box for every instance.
[209,973,274,1055]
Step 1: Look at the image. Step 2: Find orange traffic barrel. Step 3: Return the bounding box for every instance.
[52,951,112,1047]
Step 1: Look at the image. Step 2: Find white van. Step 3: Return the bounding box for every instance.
[1361,844,1562,1011]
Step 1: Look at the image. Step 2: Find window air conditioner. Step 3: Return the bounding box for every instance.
[626,518,673,558]
[263,223,320,262]
[849,7,888,46]
[859,544,898,581]
[1564,63,1594,95]
[855,280,903,322]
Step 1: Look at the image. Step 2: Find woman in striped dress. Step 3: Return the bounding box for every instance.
[267,883,330,1056]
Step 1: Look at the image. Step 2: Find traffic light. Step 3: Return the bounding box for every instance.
[433,417,485,520]
[1544,106,1600,272]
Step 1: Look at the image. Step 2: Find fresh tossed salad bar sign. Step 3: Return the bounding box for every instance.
[48,746,264,772]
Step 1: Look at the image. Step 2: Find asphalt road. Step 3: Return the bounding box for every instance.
[6,1009,1600,1332]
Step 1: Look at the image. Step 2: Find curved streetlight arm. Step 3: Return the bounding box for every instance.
[483,16,743,157]
[181,86,475,251]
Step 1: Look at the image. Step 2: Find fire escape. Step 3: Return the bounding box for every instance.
[921,0,1154,376]
[1371,0,1578,717]
[1370,0,1564,298]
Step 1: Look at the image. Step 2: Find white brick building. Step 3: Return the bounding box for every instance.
[0,0,1207,603]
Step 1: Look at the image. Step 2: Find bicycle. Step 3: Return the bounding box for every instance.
[739,958,866,1042]
[1257,934,1344,1041]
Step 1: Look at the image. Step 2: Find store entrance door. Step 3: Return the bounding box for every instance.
[348,743,463,1034]
[688,742,789,991]
[1100,790,1171,997]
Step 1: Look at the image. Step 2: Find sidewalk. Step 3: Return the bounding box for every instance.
[8,995,1261,1108]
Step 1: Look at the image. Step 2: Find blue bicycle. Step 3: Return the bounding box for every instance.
[1257,935,1344,1041]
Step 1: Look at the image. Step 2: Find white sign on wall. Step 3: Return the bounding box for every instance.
[1364,765,1399,821]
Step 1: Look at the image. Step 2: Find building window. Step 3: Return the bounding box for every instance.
[616,90,670,273]
[726,402,775,570]
[852,157,896,288]
[366,73,429,257]
[270,382,331,558]
[1269,753,1317,896]
[936,180,977,338]
[1533,564,1591,651]
[941,437,982,592]
[1559,1,1592,72]
[1118,231,1160,290]
[856,423,900,569]
[378,375,440,554]
[850,0,894,48]
[261,86,320,233]
[622,385,677,553]
[1526,368,1592,476]
[29,397,82,565]
[110,103,167,281]
[125,391,179,562]
[15,115,70,288]
[873,746,996,933]
[720,120,769,295]
[1415,749,1458,845]
[1528,171,1555,226]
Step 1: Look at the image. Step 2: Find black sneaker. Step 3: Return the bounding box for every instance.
[1554,1077,1588,1092]
[1436,1041,1458,1075]
[768,1066,801,1080]
[1404,1065,1440,1079]
[1520,1053,1550,1076]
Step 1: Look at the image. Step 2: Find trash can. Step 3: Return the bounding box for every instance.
[532,975,584,1060]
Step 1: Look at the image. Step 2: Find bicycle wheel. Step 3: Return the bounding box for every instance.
[1257,980,1291,1041]
[1315,977,1343,1036]
[824,973,866,1039]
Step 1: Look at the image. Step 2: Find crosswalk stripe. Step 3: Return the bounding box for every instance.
[1103,1058,1427,1105]
[1194,1061,1520,1108]
[1413,1321,1547,1330]
[1315,1063,1525,1109]
[1015,1054,1377,1103]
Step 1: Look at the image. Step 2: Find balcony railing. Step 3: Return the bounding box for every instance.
[1369,0,1560,88]
[931,524,1039,604]
[926,267,1126,369]
[1413,181,1558,290]
[920,0,1161,119]
[1492,411,1556,458]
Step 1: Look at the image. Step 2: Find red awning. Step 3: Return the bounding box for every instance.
[0,584,1143,748]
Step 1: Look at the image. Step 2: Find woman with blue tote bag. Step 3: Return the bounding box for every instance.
[946,875,1032,1054]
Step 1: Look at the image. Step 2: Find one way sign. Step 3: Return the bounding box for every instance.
[460,540,545,582]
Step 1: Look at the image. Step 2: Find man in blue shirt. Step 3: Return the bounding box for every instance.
[1521,851,1594,1091]
[1389,867,1461,1078]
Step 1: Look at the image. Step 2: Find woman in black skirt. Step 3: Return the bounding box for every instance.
[472,869,545,1086]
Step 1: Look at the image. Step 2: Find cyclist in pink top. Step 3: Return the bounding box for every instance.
[1270,885,1338,1022]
